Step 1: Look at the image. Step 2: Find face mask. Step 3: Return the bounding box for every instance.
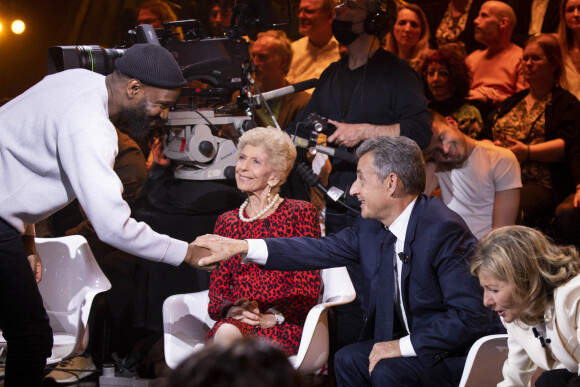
[332,19,361,46]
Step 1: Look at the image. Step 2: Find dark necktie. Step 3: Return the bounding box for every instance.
[374,229,397,342]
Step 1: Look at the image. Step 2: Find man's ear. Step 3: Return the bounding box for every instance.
[445,115,458,129]
[384,172,397,193]
[498,16,509,30]
[327,9,335,23]
[126,79,143,100]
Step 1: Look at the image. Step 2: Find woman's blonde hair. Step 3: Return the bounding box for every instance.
[237,127,297,191]
[559,0,576,54]
[471,226,580,326]
[384,2,430,71]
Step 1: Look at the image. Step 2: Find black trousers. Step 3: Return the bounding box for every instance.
[0,218,52,386]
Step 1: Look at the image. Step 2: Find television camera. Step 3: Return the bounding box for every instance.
[47,0,304,181]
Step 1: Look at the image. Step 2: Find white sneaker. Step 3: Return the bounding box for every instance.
[44,354,96,384]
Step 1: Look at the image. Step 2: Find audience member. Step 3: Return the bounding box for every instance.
[287,0,431,349]
[137,0,178,28]
[424,0,485,54]
[251,30,311,129]
[163,338,304,387]
[383,2,430,71]
[466,0,525,116]
[286,0,340,92]
[511,0,560,47]
[558,0,580,100]
[420,46,483,138]
[206,0,234,37]
[206,127,321,355]
[0,44,206,386]
[485,34,580,231]
[136,1,183,40]
[471,226,580,387]
[194,136,497,387]
[424,112,521,239]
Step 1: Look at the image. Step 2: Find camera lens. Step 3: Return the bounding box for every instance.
[47,45,125,75]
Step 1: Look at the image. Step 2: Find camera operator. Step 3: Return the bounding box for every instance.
[288,0,431,350]
[0,43,213,386]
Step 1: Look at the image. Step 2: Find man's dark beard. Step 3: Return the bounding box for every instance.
[116,99,163,141]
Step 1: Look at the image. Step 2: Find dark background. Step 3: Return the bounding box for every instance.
[0,0,299,100]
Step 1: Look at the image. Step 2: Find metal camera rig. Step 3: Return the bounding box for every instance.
[47,0,293,181]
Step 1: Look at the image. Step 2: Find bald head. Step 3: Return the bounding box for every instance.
[486,1,516,29]
[474,1,516,48]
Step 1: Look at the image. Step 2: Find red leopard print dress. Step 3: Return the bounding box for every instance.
[206,199,322,355]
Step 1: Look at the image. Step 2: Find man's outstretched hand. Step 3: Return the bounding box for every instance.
[184,234,249,271]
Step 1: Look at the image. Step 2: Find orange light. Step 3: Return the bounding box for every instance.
[11,20,25,34]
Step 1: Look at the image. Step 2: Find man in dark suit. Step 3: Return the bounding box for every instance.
[195,136,495,386]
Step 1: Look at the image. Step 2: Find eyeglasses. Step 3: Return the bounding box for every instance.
[522,55,546,63]
[336,0,366,11]
[424,69,450,78]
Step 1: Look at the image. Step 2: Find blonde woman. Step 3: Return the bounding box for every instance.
[471,226,580,387]
[383,2,430,71]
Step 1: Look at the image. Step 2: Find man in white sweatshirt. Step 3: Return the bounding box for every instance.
[0,43,209,386]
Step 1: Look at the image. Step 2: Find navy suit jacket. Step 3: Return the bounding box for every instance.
[263,195,493,370]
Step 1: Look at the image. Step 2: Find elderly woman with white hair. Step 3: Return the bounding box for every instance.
[205,127,321,356]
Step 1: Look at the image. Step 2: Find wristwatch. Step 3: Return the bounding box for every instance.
[268,308,285,325]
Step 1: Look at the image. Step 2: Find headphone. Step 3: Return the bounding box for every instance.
[363,0,397,38]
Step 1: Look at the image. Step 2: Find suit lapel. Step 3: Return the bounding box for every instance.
[400,195,426,326]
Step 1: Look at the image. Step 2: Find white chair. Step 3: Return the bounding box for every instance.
[163,266,356,373]
[0,235,112,365]
[459,334,509,387]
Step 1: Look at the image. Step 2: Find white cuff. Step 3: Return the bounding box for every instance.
[242,239,268,265]
[398,335,417,357]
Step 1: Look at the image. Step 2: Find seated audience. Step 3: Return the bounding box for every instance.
[466,1,525,116]
[471,226,580,387]
[485,34,580,231]
[286,0,340,92]
[251,30,311,130]
[420,46,483,138]
[424,112,521,239]
[206,127,321,356]
[163,338,304,387]
[511,0,560,47]
[383,2,430,71]
[425,0,486,54]
[558,0,580,100]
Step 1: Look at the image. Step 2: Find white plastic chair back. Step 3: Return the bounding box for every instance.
[459,334,509,387]
[163,266,356,373]
[0,235,111,365]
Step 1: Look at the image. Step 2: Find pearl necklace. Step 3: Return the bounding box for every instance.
[239,194,283,223]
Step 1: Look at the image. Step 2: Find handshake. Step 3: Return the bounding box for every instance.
[184,234,249,271]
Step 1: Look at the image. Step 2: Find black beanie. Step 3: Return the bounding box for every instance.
[115,44,186,89]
